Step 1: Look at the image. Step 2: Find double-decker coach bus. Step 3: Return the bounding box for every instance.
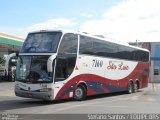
[15,30,149,101]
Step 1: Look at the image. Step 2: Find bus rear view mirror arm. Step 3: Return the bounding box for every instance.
[47,54,57,72]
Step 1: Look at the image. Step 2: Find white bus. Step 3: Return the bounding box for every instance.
[15,30,149,101]
[0,53,17,81]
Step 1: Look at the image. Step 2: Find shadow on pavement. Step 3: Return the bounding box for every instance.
[0,90,144,112]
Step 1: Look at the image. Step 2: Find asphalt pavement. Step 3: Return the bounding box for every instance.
[0,82,160,120]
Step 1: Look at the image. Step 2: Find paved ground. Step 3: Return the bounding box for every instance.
[0,82,160,119]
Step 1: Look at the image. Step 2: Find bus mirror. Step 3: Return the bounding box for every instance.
[47,54,57,72]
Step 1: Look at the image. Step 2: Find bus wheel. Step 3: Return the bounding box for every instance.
[74,85,86,101]
[128,81,134,94]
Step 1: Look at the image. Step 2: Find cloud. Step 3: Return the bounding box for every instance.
[80,12,94,18]
[80,0,160,42]
[28,18,77,31]
[0,18,77,38]
[2,0,160,43]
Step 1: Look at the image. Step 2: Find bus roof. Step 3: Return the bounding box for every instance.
[28,30,149,53]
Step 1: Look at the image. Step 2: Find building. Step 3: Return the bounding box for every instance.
[129,42,160,83]
[0,33,24,80]
[0,33,24,56]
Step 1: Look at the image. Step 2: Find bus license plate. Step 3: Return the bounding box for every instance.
[27,92,32,97]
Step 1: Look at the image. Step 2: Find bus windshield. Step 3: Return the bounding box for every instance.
[20,32,62,53]
[16,56,53,83]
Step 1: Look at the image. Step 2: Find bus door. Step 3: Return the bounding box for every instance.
[53,33,78,98]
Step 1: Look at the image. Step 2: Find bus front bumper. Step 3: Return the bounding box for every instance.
[15,87,54,101]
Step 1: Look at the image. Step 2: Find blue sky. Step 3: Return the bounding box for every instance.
[0,0,160,42]
[0,0,120,27]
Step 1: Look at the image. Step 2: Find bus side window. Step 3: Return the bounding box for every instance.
[55,33,78,82]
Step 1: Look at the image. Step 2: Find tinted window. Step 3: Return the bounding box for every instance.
[117,46,135,60]
[92,39,119,57]
[79,35,149,62]
[55,33,78,82]
[58,33,78,55]
[79,35,119,57]
[118,46,149,62]
[21,32,62,53]
[79,36,94,55]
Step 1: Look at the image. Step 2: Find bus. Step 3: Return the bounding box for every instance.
[0,53,17,81]
[5,53,18,81]
[15,30,150,101]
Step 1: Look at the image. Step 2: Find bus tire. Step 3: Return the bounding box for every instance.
[128,81,134,94]
[74,85,86,101]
